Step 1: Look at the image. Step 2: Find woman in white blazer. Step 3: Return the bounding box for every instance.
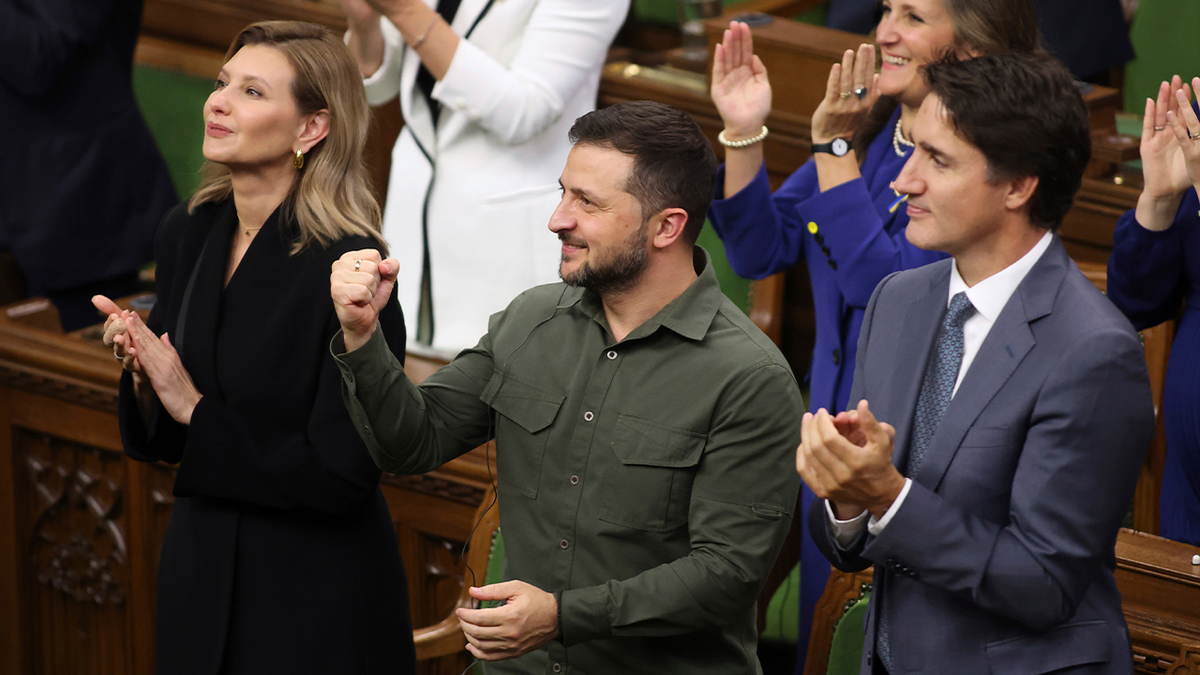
[342,0,629,354]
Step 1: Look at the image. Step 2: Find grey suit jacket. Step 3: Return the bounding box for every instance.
[809,236,1154,674]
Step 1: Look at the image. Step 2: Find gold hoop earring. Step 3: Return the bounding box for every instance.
[294,149,304,170]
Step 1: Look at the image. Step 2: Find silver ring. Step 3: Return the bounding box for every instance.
[854,86,867,99]
[353,259,362,271]
[114,352,124,361]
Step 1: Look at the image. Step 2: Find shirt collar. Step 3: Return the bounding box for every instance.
[562,247,722,343]
[948,230,1053,321]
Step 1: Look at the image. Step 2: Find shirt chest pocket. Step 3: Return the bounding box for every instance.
[600,414,706,533]
[481,372,565,500]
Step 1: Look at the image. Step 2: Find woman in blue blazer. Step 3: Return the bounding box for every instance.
[1108,76,1200,546]
[708,0,1041,665]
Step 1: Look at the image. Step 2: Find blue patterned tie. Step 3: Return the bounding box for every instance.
[877,291,975,672]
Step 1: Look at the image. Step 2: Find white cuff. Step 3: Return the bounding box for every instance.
[867,478,912,536]
[826,501,869,549]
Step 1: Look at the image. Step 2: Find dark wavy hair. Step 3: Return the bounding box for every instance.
[568,101,718,244]
[923,51,1090,230]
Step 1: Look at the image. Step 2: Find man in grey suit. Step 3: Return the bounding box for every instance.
[799,51,1155,675]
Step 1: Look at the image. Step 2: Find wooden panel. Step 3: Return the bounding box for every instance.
[13,431,131,675]
[1116,530,1200,675]
[141,0,346,55]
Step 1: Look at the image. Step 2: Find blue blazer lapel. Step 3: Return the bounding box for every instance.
[886,268,949,473]
[912,236,1068,492]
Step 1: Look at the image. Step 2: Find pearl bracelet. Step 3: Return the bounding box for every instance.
[718,126,769,148]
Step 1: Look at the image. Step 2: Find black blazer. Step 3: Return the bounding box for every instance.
[119,199,415,675]
[0,0,177,295]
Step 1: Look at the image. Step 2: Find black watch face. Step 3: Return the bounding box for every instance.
[832,138,849,156]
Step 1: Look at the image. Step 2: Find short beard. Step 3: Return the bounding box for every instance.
[559,221,649,296]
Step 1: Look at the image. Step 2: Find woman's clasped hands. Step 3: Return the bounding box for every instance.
[91,294,202,425]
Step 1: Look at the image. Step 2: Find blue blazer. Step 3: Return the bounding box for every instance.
[811,237,1154,674]
[709,108,945,417]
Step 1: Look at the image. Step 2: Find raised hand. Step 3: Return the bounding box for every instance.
[126,313,202,425]
[711,21,772,140]
[1137,77,1199,231]
[1167,76,1200,194]
[796,399,901,520]
[811,43,879,144]
[331,250,398,352]
[339,0,381,28]
[455,581,559,661]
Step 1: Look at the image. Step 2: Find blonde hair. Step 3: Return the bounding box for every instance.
[189,21,386,254]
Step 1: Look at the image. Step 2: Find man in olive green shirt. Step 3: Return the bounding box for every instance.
[330,101,803,674]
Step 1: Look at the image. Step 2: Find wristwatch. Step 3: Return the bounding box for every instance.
[811,138,851,157]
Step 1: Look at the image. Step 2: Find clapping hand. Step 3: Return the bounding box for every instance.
[811,44,879,145]
[91,295,142,374]
[123,313,202,425]
[711,21,772,141]
[1166,76,1200,195]
[796,400,902,520]
[331,250,398,353]
[340,0,381,28]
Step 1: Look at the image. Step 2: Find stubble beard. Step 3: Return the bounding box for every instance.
[559,222,650,296]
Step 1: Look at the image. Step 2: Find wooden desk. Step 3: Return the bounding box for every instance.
[0,298,484,675]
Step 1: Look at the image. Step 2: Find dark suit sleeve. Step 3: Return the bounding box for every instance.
[861,327,1154,631]
[166,300,407,514]
[806,271,900,573]
[0,0,118,98]
[1107,190,1197,330]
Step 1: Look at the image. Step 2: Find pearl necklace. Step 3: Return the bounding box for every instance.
[892,117,915,157]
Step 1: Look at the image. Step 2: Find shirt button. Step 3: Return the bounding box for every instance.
[832,349,840,366]
[807,221,818,234]
[606,350,617,360]
[570,475,580,485]
[560,539,569,549]
[552,664,562,673]
[583,411,594,422]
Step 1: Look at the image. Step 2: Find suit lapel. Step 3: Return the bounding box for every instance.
[886,268,949,472]
[452,0,495,37]
[912,236,1068,492]
[398,0,439,156]
[176,200,234,402]
[401,0,495,155]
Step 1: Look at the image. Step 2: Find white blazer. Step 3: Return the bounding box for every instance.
[364,0,630,355]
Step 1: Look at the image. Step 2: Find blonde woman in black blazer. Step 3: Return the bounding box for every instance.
[93,22,414,675]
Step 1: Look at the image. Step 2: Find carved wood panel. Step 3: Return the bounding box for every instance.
[13,429,131,675]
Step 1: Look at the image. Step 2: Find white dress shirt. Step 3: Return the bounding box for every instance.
[828,231,1055,546]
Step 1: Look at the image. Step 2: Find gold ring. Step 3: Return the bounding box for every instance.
[839,91,851,100]
[1154,126,1166,131]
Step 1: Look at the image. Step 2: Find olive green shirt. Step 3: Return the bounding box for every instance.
[334,249,803,674]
